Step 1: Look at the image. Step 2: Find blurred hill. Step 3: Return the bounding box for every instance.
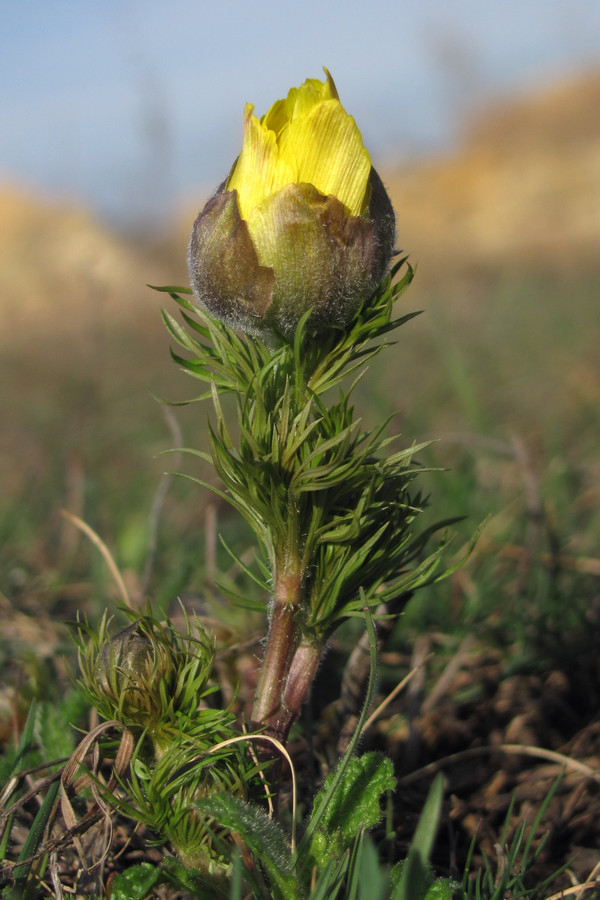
[386,69,600,283]
[0,185,168,345]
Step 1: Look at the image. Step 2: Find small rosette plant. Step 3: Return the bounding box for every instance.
[188,68,396,339]
[75,612,263,875]
[77,612,216,758]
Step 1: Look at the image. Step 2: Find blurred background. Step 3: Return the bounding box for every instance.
[1,0,599,657]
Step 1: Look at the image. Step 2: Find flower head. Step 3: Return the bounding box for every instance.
[188,69,395,339]
[78,614,215,755]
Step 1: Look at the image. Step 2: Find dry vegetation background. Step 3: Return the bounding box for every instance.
[1,68,599,889]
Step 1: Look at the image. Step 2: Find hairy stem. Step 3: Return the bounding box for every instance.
[251,563,301,741]
[282,635,322,727]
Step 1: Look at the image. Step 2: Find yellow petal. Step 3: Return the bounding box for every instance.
[279,98,371,217]
[227,70,370,221]
[227,103,295,220]
[262,68,338,136]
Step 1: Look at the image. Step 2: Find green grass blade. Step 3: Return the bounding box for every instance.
[12,777,60,881]
[391,774,444,900]
[391,849,428,900]
[411,773,444,865]
[345,830,365,900]
[308,856,348,900]
[0,701,39,815]
[10,701,38,779]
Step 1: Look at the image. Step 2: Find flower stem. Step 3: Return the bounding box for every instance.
[282,635,322,726]
[251,562,301,742]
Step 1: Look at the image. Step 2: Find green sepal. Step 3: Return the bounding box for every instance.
[148,283,194,296]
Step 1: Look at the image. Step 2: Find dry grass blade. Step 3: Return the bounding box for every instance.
[422,635,476,714]
[20,806,107,864]
[397,743,600,786]
[0,720,135,881]
[209,733,298,853]
[360,663,424,736]
[60,509,132,608]
[545,881,600,899]
[60,720,135,871]
[48,850,64,899]
[0,771,62,835]
[112,819,143,861]
[0,758,70,812]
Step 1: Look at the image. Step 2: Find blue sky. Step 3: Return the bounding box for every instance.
[2,0,599,228]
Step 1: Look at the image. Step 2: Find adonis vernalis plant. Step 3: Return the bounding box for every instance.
[175,70,462,746]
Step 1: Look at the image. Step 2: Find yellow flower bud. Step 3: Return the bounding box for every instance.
[188,69,395,339]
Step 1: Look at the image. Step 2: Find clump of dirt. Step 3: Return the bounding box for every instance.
[376,642,600,891]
